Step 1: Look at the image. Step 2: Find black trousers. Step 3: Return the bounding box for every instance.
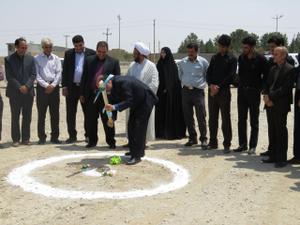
[208,88,232,148]
[66,84,87,139]
[181,87,207,142]
[293,91,300,159]
[237,87,261,149]
[128,99,155,158]
[268,106,289,163]
[0,95,3,140]
[9,93,33,142]
[36,85,60,141]
[85,93,116,146]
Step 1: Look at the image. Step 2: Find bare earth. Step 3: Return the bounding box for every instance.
[0,87,300,225]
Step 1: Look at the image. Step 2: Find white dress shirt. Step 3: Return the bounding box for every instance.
[73,52,85,84]
[35,53,62,88]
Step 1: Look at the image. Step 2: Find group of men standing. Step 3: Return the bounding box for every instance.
[4,35,159,165]
[3,33,300,167]
[177,34,298,168]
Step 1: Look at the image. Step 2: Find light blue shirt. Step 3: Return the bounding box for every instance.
[178,56,208,89]
[73,52,85,83]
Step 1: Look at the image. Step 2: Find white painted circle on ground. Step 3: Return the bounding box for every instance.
[6,153,190,200]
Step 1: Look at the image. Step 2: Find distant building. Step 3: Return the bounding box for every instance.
[6,42,67,58]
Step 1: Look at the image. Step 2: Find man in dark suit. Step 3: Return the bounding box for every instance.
[5,37,36,146]
[261,35,295,156]
[104,75,158,165]
[61,35,96,143]
[262,47,296,168]
[80,41,120,148]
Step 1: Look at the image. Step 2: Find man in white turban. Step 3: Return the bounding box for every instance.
[125,42,159,142]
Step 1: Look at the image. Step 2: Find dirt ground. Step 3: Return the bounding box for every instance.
[0,87,300,225]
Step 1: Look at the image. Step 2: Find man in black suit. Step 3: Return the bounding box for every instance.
[5,37,36,146]
[261,35,295,156]
[104,75,158,165]
[80,41,120,148]
[61,35,96,143]
[262,47,296,168]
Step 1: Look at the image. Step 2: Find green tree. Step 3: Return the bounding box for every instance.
[259,32,288,52]
[204,39,217,53]
[229,29,259,54]
[177,33,202,53]
[289,33,300,53]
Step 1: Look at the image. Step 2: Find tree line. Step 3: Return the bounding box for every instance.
[177,29,300,54]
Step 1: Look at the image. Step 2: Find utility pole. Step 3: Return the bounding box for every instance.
[117,15,121,49]
[64,34,70,48]
[103,28,112,44]
[272,14,284,32]
[158,41,161,53]
[153,19,156,62]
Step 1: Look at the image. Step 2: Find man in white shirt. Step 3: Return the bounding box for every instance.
[35,38,62,144]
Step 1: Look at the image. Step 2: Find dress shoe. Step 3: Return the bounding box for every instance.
[38,139,46,145]
[287,157,300,165]
[124,152,131,157]
[233,146,247,153]
[66,138,77,144]
[85,143,97,148]
[262,158,276,163]
[184,140,198,147]
[109,144,116,149]
[275,162,288,168]
[200,140,208,148]
[126,157,141,165]
[22,141,32,146]
[260,150,270,156]
[203,144,218,150]
[248,148,256,155]
[51,139,62,144]
[223,147,231,154]
[12,142,20,147]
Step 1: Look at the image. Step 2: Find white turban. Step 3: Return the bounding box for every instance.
[134,42,151,56]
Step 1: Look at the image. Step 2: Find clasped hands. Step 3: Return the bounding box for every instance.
[263,95,274,107]
[210,84,219,97]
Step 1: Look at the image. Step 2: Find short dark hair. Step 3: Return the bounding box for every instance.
[218,34,231,47]
[15,37,26,46]
[187,43,198,52]
[242,36,257,47]
[72,35,84,44]
[96,41,109,50]
[267,35,284,46]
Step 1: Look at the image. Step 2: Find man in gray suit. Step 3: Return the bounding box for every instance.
[5,37,36,146]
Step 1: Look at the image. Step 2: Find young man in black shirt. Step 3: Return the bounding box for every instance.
[205,35,237,153]
[234,36,268,155]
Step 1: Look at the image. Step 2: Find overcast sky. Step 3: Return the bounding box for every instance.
[1,0,300,56]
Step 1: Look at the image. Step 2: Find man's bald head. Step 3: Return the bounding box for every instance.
[274,47,288,65]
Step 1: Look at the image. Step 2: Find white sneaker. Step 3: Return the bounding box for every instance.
[248,148,256,155]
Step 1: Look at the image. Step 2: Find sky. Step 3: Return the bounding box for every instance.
[1,0,300,56]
